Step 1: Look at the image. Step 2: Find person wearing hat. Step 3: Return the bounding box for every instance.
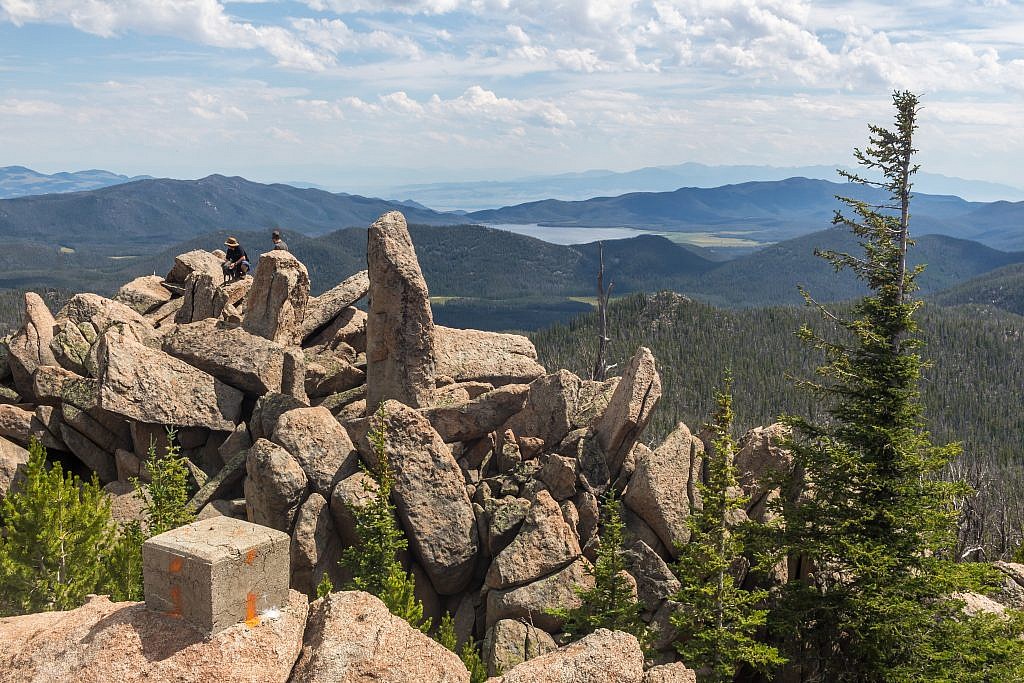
[222,236,250,281]
[271,230,289,251]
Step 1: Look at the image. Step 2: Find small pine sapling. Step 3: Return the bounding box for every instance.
[0,439,115,616]
[102,430,195,601]
[315,572,334,599]
[436,612,488,683]
[671,375,784,682]
[553,492,649,648]
[143,430,195,536]
[340,404,430,631]
[101,520,145,602]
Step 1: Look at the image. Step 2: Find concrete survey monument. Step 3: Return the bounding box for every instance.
[143,516,291,634]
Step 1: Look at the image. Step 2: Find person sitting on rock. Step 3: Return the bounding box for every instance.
[222,236,250,281]
[271,229,289,251]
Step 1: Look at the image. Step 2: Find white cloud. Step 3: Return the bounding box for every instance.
[0,98,63,115]
[188,89,249,120]
[3,0,1024,186]
[0,0,331,70]
[291,17,421,58]
[267,126,301,143]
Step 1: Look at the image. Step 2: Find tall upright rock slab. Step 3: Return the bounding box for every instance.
[623,421,703,557]
[349,400,477,594]
[242,251,310,345]
[365,211,436,411]
[7,292,57,394]
[594,346,661,477]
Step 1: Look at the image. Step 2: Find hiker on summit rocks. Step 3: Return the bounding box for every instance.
[272,230,289,251]
[222,236,250,281]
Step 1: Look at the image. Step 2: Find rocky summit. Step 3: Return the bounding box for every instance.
[0,210,814,681]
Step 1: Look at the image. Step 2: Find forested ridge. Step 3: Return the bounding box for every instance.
[532,291,1024,464]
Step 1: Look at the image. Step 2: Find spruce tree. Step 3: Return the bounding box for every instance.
[553,492,649,648]
[775,91,1023,680]
[671,375,784,681]
[340,405,430,631]
[0,439,114,616]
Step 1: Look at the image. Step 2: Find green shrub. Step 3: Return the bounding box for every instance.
[0,439,114,616]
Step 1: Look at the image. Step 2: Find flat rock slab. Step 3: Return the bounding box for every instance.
[490,629,644,683]
[623,421,703,557]
[0,592,307,683]
[99,329,243,431]
[486,556,594,632]
[594,346,661,477]
[486,489,581,590]
[434,326,545,386]
[421,384,529,443]
[115,275,172,315]
[300,270,369,342]
[162,318,288,395]
[290,591,469,683]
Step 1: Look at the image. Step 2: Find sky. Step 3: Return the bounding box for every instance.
[1,0,1023,190]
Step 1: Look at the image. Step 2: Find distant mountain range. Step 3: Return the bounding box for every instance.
[373,162,1024,210]
[6,173,1023,253]
[0,166,152,199]
[468,177,1024,251]
[0,174,461,249]
[4,216,1023,319]
[3,171,1024,322]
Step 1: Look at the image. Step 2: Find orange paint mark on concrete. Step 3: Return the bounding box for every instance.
[168,585,183,618]
[245,592,259,628]
[245,549,257,565]
[168,557,183,573]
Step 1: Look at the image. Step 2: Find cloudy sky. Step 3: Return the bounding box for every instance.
[1,0,1022,189]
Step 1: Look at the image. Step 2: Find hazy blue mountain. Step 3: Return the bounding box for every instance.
[468,177,1024,250]
[0,166,152,199]
[0,174,462,249]
[376,162,1024,210]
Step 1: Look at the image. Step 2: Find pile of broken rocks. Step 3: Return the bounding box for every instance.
[0,210,803,682]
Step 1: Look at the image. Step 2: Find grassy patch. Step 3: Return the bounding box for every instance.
[657,231,769,248]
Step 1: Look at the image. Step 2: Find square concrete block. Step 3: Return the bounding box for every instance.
[143,516,290,635]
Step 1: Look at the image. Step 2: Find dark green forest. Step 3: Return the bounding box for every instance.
[531,292,1024,559]
[931,262,1024,316]
[532,292,1024,452]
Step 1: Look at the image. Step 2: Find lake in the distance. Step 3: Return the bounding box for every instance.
[481,223,659,244]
